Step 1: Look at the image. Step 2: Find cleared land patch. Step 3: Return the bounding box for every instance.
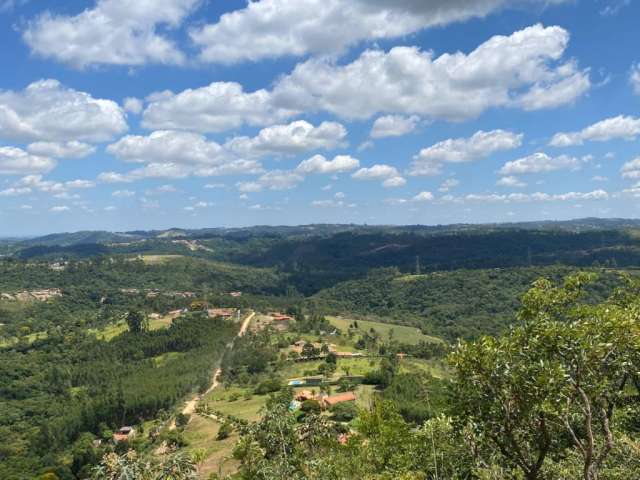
[326,316,442,345]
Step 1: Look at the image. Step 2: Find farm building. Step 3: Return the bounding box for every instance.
[208,308,236,319]
[113,426,135,443]
[269,312,293,321]
[321,392,357,409]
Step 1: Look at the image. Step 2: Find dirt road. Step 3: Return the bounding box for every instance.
[168,310,255,429]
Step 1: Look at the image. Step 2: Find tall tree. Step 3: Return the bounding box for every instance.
[125,309,148,334]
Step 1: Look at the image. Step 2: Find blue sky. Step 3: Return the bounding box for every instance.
[1,0,639,235]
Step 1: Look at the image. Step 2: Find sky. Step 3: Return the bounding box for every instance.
[1,0,639,235]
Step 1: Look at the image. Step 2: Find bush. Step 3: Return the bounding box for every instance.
[330,402,358,422]
[175,413,190,428]
[216,421,233,441]
[363,369,386,385]
[254,377,282,395]
[300,400,322,414]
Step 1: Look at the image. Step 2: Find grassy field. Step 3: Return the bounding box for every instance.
[182,415,240,478]
[400,357,448,379]
[139,254,186,264]
[91,315,174,340]
[203,386,267,422]
[183,385,269,478]
[326,316,442,345]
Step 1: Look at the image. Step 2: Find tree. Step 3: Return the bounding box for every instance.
[216,421,233,441]
[125,310,148,334]
[301,400,322,414]
[519,274,640,480]
[302,343,318,358]
[451,273,640,480]
[330,402,358,422]
[156,453,197,480]
[92,451,154,480]
[175,413,190,429]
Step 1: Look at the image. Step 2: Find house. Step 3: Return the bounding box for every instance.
[291,340,307,354]
[270,312,294,322]
[396,352,407,360]
[294,389,315,401]
[321,392,357,409]
[113,426,135,443]
[208,308,235,319]
[229,291,243,297]
[335,351,354,358]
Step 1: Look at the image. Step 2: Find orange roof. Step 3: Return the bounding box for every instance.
[295,389,315,401]
[323,391,357,406]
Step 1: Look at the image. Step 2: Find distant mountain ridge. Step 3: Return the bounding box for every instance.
[6,217,640,248]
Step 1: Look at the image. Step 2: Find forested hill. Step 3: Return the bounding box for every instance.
[7,217,640,248]
[8,222,640,296]
[311,266,624,340]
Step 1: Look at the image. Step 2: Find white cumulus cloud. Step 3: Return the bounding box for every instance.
[0,146,56,175]
[296,154,359,174]
[549,115,640,147]
[191,0,569,64]
[413,191,434,202]
[142,82,296,133]
[621,158,640,180]
[410,130,522,176]
[272,25,589,121]
[370,115,420,139]
[27,141,96,159]
[497,176,527,188]
[23,0,198,67]
[499,152,579,175]
[225,120,347,157]
[352,164,405,188]
[105,130,264,181]
[631,63,640,95]
[0,79,127,143]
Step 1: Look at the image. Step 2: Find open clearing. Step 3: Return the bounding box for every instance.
[326,316,442,345]
[91,314,174,340]
[139,254,186,264]
[182,415,240,478]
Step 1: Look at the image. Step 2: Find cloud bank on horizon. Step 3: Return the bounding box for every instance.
[0,0,639,234]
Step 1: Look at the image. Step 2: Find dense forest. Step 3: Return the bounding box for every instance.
[312,265,624,340]
[0,315,237,479]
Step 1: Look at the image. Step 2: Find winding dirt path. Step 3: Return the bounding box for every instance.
[168,311,255,430]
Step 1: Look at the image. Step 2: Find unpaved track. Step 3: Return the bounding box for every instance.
[168,311,255,429]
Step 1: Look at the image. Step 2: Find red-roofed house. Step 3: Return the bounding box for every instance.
[321,391,357,409]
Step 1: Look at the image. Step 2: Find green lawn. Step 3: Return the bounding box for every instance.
[327,316,442,345]
[281,356,382,382]
[203,386,267,422]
